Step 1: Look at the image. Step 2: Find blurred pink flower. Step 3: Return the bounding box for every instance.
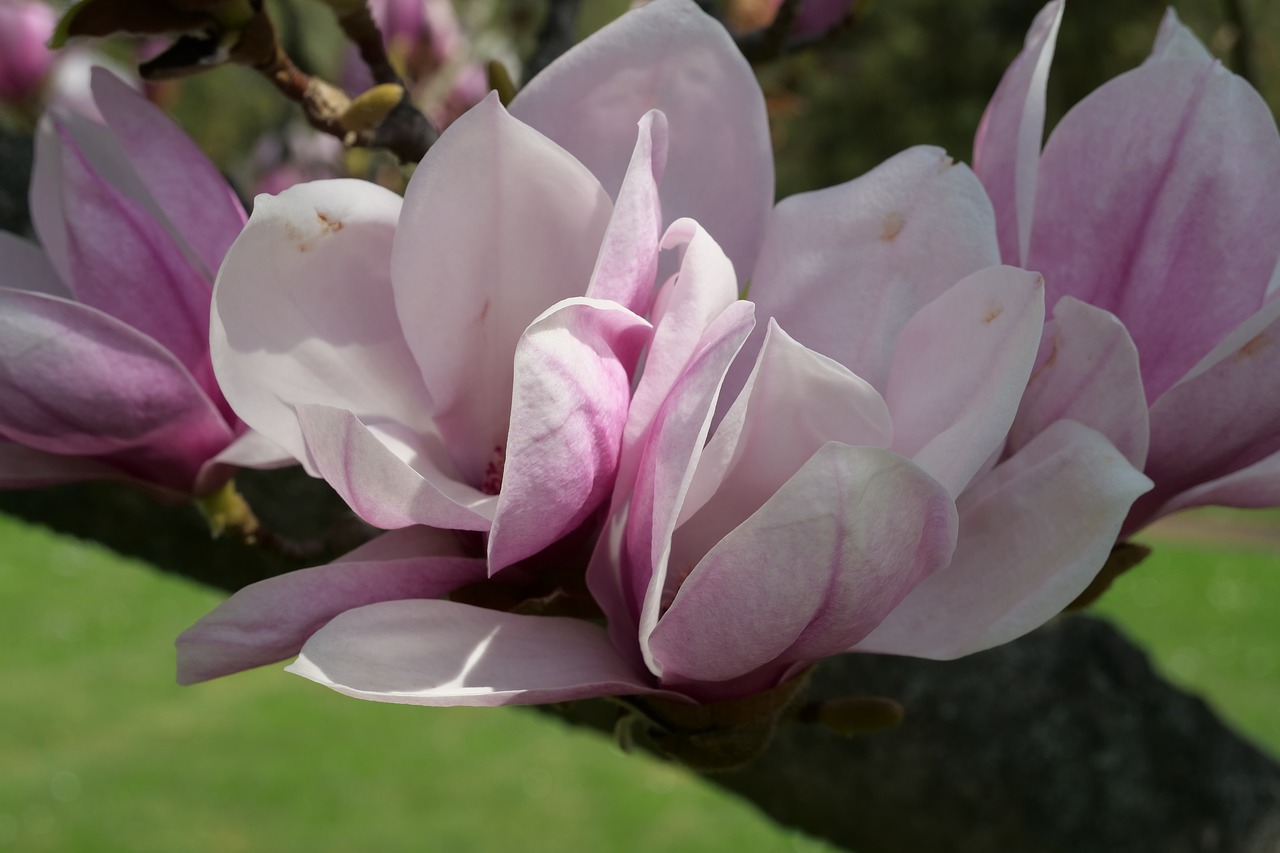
[343,0,486,129]
[0,69,282,496]
[0,0,56,104]
[973,2,1280,533]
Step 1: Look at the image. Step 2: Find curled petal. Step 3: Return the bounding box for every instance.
[211,179,433,471]
[747,146,1000,392]
[392,94,612,483]
[511,0,772,279]
[585,110,668,317]
[972,0,1062,265]
[678,319,892,535]
[288,599,671,706]
[649,444,957,684]
[885,266,1045,496]
[177,527,487,685]
[855,421,1152,660]
[488,298,651,573]
[591,301,755,654]
[1010,297,1149,469]
[294,404,493,532]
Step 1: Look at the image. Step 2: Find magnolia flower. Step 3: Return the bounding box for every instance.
[181,0,1147,708]
[973,2,1280,533]
[741,144,1152,660]
[177,0,781,698]
[0,0,56,105]
[0,69,279,496]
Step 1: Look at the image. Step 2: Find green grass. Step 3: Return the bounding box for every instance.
[1,509,1278,852]
[1098,517,1280,753]
[0,514,835,853]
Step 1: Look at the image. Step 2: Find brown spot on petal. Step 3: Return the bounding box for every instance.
[316,210,344,233]
[880,212,906,242]
[1029,334,1061,384]
[1234,333,1270,362]
[982,302,1004,324]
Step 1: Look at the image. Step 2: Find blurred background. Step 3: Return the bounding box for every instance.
[1,0,1278,849]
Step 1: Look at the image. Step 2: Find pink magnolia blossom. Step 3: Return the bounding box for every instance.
[0,69,280,496]
[178,0,787,703]
[739,143,1152,661]
[973,2,1280,533]
[0,0,56,104]
[179,0,1149,705]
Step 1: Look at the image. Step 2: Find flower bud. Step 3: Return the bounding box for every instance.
[0,1,57,104]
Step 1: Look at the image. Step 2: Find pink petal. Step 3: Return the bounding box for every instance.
[193,429,295,497]
[0,287,232,492]
[90,68,246,280]
[51,118,215,378]
[392,94,612,483]
[488,298,650,573]
[589,301,755,655]
[0,441,134,488]
[623,220,742,466]
[210,179,433,471]
[1147,8,1213,64]
[1009,296,1149,469]
[747,146,1000,392]
[510,0,772,280]
[0,230,69,298]
[584,110,668,317]
[287,599,671,706]
[677,320,892,537]
[294,404,494,532]
[885,266,1045,496]
[972,0,1062,266]
[1028,58,1280,401]
[649,444,957,684]
[177,527,486,685]
[1134,299,1280,528]
[1156,450,1280,517]
[854,420,1152,660]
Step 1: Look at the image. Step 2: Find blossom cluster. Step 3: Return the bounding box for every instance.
[2,0,1277,716]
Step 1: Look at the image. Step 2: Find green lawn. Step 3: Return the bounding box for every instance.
[0,509,1277,852]
[0,514,835,853]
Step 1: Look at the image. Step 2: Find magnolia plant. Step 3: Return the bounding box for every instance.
[170,0,1274,770]
[2,0,1279,826]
